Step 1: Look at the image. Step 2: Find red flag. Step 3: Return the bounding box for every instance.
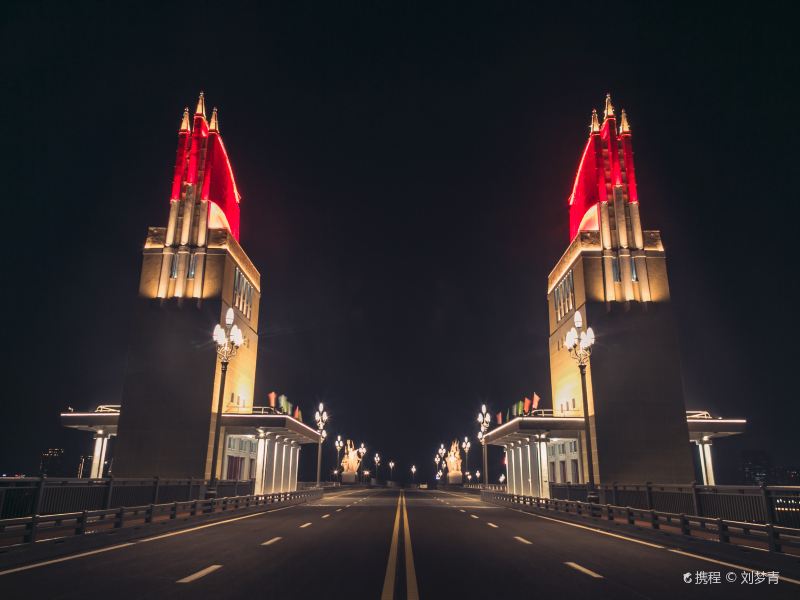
[532,393,541,410]
[293,405,301,420]
[268,391,277,408]
[523,397,531,414]
[496,412,503,425]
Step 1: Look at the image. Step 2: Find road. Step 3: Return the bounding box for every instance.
[1,488,797,599]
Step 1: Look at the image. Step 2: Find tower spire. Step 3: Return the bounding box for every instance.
[179,107,191,132]
[590,108,600,133]
[620,109,630,133]
[209,107,219,132]
[603,93,615,120]
[195,91,206,118]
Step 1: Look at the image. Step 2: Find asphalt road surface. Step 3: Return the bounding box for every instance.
[1,488,797,599]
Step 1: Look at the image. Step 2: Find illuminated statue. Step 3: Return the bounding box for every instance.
[341,440,361,474]
[445,440,462,474]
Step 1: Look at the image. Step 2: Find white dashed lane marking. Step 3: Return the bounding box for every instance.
[261,537,282,546]
[514,536,532,545]
[177,565,222,583]
[565,562,603,579]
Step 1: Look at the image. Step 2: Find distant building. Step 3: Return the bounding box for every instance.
[39,448,64,477]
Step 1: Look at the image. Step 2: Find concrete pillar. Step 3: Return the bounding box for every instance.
[525,443,535,497]
[280,442,289,493]
[702,442,715,486]
[506,444,517,494]
[538,438,550,499]
[517,446,525,496]
[697,442,708,486]
[269,437,281,494]
[290,444,300,492]
[90,433,110,479]
[255,433,267,495]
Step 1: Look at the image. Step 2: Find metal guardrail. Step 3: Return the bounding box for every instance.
[0,477,255,518]
[0,488,322,548]
[481,490,800,555]
[297,482,341,489]
[548,482,800,528]
[462,484,506,491]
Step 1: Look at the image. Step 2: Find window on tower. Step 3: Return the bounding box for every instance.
[554,270,575,322]
[233,267,254,319]
[169,254,178,279]
[611,256,621,282]
[188,254,197,279]
[630,256,638,282]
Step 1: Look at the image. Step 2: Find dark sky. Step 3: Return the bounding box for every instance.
[2,1,797,482]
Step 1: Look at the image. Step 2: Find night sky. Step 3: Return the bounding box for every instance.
[2,2,797,482]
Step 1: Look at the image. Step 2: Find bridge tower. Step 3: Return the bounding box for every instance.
[113,94,261,479]
[546,95,694,484]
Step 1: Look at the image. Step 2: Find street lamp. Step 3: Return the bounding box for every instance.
[434,454,440,472]
[335,435,344,481]
[389,460,395,480]
[358,443,366,481]
[438,443,446,460]
[462,437,471,472]
[411,465,416,482]
[476,404,491,487]
[564,311,598,503]
[373,453,381,479]
[466,472,472,482]
[208,308,244,497]
[314,403,329,487]
[475,469,481,481]
[499,473,506,484]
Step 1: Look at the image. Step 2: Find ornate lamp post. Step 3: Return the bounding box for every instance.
[411,465,416,482]
[564,311,598,503]
[476,404,491,487]
[314,403,329,487]
[373,453,381,479]
[335,435,344,481]
[208,308,244,497]
[358,443,367,482]
[462,437,471,472]
[389,460,395,480]
[434,454,440,473]
[475,469,481,482]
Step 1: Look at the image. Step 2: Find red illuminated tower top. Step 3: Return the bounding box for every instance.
[568,94,637,241]
[170,92,242,241]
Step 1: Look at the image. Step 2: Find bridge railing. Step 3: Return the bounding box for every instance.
[0,477,255,519]
[548,482,800,528]
[481,490,800,555]
[0,488,322,549]
[297,481,341,489]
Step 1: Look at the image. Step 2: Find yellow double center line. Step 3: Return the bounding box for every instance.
[381,492,418,600]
